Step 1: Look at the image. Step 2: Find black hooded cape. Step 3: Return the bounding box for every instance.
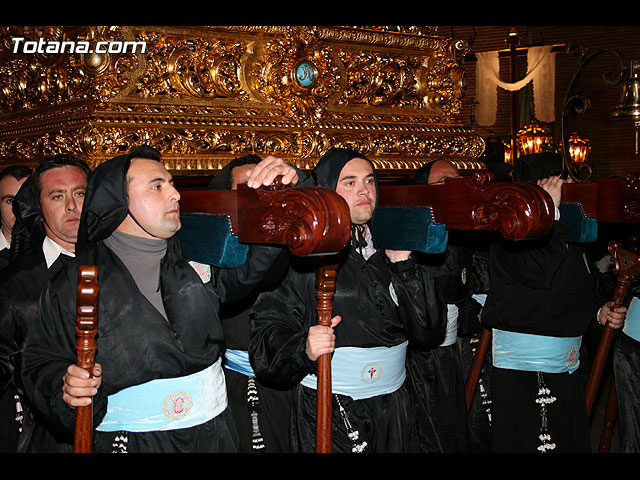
[248,148,446,453]
[21,153,242,452]
[205,155,294,453]
[481,153,602,452]
[0,174,76,452]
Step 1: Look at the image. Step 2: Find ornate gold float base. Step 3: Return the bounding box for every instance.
[0,26,485,180]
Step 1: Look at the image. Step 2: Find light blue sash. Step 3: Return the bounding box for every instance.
[440,304,459,347]
[224,349,255,377]
[492,329,581,374]
[96,358,227,433]
[300,341,408,400]
[472,293,487,306]
[623,297,640,342]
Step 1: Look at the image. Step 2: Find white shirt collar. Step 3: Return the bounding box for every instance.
[42,236,75,269]
[0,232,9,251]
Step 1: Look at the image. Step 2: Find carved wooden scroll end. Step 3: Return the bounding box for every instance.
[254,185,351,257]
[467,179,555,241]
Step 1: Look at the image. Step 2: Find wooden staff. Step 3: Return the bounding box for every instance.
[585,241,640,416]
[73,265,99,453]
[465,328,491,412]
[598,376,618,453]
[599,237,640,452]
[314,259,339,453]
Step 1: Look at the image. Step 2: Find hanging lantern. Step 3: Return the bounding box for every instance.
[567,132,591,164]
[517,120,554,156]
[502,140,513,165]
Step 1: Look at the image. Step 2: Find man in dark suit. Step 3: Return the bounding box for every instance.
[0,154,90,452]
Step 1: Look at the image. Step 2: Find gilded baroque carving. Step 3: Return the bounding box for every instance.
[0,26,139,111]
[242,26,343,125]
[0,26,484,176]
[133,32,250,101]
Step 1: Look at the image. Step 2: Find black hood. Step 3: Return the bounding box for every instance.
[207,154,262,191]
[9,174,46,256]
[413,161,435,185]
[311,147,378,194]
[513,153,563,182]
[76,153,132,252]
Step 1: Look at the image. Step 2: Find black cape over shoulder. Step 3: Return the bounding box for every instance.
[20,153,233,452]
[22,235,225,437]
[0,245,74,452]
[481,221,602,453]
[248,148,446,452]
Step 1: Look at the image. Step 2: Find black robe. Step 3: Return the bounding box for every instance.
[204,155,310,453]
[406,239,484,453]
[21,239,243,453]
[249,243,446,453]
[481,221,603,453]
[214,244,293,453]
[613,283,640,453]
[0,244,74,452]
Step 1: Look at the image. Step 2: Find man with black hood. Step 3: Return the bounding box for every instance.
[0,154,90,452]
[205,154,300,453]
[249,147,446,453]
[0,164,32,271]
[406,159,491,453]
[21,146,300,453]
[481,153,627,452]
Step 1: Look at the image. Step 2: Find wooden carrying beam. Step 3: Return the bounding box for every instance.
[374,171,556,252]
[561,176,640,224]
[180,172,640,266]
[178,179,352,263]
[372,174,640,258]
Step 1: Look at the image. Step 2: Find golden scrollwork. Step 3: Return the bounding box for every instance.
[134,32,250,100]
[0,26,485,177]
[242,26,343,125]
[0,26,139,111]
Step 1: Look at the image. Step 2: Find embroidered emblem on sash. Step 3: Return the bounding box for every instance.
[188,261,211,283]
[163,391,193,420]
[361,363,382,384]
[564,345,579,368]
[388,283,399,306]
